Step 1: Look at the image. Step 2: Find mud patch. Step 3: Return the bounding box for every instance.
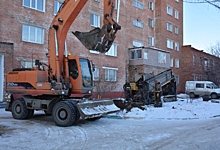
[0,125,14,137]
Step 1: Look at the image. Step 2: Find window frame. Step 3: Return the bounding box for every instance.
[148,36,154,46]
[175,58,179,68]
[54,1,62,15]
[131,49,142,60]
[133,0,144,9]
[174,26,179,34]
[90,12,100,28]
[23,0,45,12]
[148,18,154,28]
[174,42,179,51]
[167,22,173,32]
[22,24,44,44]
[93,67,100,81]
[158,52,166,64]
[148,1,154,10]
[132,19,144,28]
[105,44,118,57]
[167,5,173,16]
[175,9,179,19]
[170,58,174,67]
[103,67,118,82]
[167,39,173,49]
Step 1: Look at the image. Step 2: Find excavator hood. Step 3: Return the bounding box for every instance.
[73,24,118,53]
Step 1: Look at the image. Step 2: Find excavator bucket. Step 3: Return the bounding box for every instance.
[76,99,120,119]
[72,24,116,53]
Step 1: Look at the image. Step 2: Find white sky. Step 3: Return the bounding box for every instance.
[183,2,220,52]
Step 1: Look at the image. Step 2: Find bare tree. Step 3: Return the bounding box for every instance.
[208,41,220,57]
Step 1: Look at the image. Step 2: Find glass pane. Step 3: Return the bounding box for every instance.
[37,0,43,11]
[30,26,35,42]
[80,58,92,87]
[22,25,29,41]
[31,0,35,8]
[90,14,94,26]
[36,28,42,44]
[23,0,30,7]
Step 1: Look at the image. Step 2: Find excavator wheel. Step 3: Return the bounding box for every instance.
[52,101,77,127]
[11,98,29,119]
[68,101,80,122]
[26,109,34,119]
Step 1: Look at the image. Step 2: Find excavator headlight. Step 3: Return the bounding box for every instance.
[88,90,92,94]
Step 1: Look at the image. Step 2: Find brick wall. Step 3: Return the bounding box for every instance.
[180,45,220,93]
[0,0,183,95]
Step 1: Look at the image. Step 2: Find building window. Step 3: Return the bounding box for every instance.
[21,61,34,68]
[167,22,172,32]
[133,19,143,28]
[105,44,117,57]
[104,68,117,82]
[114,0,118,9]
[148,18,154,28]
[167,39,173,49]
[148,36,154,46]
[199,57,203,66]
[90,13,100,27]
[23,0,45,12]
[148,1,154,10]
[133,40,143,47]
[22,24,44,44]
[175,59,179,68]
[174,26,179,34]
[170,58,174,67]
[133,0,143,9]
[144,50,148,60]
[175,76,179,84]
[131,49,142,59]
[167,5,173,16]
[175,10,179,19]
[193,55,196,65]
[158,52,166,64]
[193,75,197,81]
[174,42,179,51]
[54,1,62,15]
[93,67,99,81]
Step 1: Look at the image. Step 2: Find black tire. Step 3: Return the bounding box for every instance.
[26,109,34,119]
[211,93,218,99]
[52,101,76,127]
[189,93,195,98]
[11,98,29,119]
[44,110,52,116]
[68,101,80,121]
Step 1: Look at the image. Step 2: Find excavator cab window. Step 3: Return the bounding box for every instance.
[68,59,79,79]
[79,58,93,88]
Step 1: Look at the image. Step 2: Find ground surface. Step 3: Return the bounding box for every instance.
[1,95,220,150]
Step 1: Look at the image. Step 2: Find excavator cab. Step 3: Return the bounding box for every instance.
[73,23,121,53]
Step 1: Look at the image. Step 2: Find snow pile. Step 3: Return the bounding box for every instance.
[114,94,220,120]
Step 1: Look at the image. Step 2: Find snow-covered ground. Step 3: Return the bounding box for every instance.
[116,94,220,120]
[0,94,220,150]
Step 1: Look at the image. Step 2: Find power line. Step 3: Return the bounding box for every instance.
[183,0,220,9]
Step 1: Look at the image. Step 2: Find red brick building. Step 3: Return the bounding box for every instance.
[0,0,183,101]
[180,45,220,93]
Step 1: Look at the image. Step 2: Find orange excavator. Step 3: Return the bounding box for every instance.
[5,0,121,127]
